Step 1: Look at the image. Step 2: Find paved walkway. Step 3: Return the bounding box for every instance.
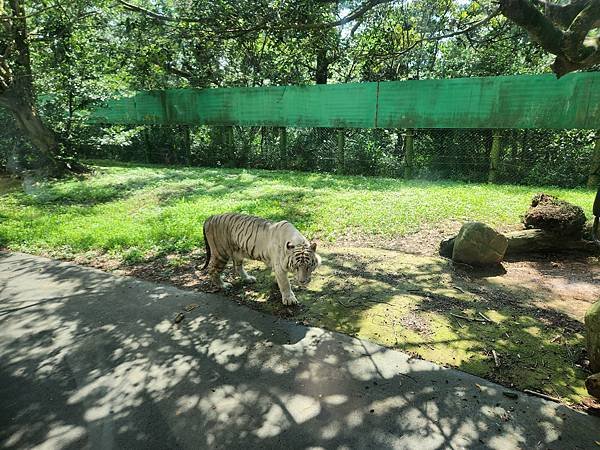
[1,252,598,449]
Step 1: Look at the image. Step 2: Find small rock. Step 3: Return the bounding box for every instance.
[174,312,185,324]
[586,373,600,400]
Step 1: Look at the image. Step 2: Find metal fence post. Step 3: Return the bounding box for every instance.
[336,129,345,174]
[182,125,191,165]
[488,130,502,183]
[587,132,600,188]
[404,129,414,179]
[279,127,287,169]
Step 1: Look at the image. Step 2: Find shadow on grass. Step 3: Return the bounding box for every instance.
[1,252,599,449]
[17,168,262,208]
[123,244,592,407]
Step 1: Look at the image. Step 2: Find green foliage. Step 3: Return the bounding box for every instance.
[0,0,596,186]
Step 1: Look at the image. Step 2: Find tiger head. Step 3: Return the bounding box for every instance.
[286,241,321,286]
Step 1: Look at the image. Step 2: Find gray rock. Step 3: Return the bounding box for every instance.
[452,222,508,266]
[585,300,600,373]
[439,236,455,258]
[585,372,600,400]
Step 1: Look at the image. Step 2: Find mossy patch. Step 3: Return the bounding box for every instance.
[234,247,590,405]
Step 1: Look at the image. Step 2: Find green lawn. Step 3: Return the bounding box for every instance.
[0,161,594,261]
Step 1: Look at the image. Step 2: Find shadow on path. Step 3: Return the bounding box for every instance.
[0,252,598,449]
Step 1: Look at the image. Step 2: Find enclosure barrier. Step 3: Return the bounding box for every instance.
[89,73,600,185]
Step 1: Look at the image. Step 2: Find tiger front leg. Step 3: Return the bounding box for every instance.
[274,269,297,305]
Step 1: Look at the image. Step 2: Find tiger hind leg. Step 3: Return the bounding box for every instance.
[208,255,232,290]
[233,256,256,284]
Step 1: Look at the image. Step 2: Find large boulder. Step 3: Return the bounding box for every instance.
[452,222,508,266]
[585,300,600,373]
[586,373,600,400]
[523,193,586,236]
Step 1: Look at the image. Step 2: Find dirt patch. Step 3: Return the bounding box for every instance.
[330,220,465,256]
[399,312,432,337]
[484,255,600,321]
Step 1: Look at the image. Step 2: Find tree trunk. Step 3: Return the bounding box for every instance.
[0,0,81,177]
[440,225,599,259]
[504,229,599,255]
[316,47,328,85]
[0,95,68,176]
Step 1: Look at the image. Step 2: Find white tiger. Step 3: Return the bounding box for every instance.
[202,213,321,305]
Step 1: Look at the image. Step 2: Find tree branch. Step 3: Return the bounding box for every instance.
[0,5,56,21]
[531,0,591,28]
[371,9,500,59]
[499,0,565,54]
[283,0,394,31]
[564,0,600,56]
[163,62,193,80]
[115,0,208,24]
[116,0,395,34]
[500,0,600,77]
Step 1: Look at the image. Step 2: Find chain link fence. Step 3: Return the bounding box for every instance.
[1,109,597,188]
[73,124,598,188]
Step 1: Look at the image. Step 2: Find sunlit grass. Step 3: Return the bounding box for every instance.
[0,160,595,261]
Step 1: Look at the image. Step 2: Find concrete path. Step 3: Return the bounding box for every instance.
[0,252,598,450]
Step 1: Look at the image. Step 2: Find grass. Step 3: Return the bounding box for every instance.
[0,160,594,260]
[0,161,596,406]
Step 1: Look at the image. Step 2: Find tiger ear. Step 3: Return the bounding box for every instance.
[286,241,295,250]
[310,242,317,252]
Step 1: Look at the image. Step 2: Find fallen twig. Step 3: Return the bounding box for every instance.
[492,349,500,368]
[391,320,399,345]
[173,312,185,324]
[452,261,474,270]
[362,298,395,307]
[564,343,573,360]
[450,313,487,323]
[478,312,492,323]
[398,372,417,383]
[524,389,561,403]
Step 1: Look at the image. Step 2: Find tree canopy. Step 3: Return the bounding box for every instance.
[0,0,598,176]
